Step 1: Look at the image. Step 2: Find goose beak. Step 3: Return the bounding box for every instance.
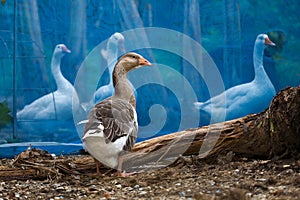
[265,37,276,46]
[139,57,152,66]
[62,46,71,53]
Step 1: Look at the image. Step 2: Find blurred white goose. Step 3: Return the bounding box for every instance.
[93,33,138,105]
[194,34,276,122]
[17,44,78,120]
[93,32,126,104]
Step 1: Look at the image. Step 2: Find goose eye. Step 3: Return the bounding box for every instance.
[132,55,136,59]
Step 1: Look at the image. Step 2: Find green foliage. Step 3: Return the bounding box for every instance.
[0,101,13,130]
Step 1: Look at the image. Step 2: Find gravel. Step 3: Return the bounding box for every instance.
[1,152,300,199]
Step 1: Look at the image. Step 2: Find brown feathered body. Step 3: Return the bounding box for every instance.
[82,52,151,169]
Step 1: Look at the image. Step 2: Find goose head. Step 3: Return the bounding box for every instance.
[113,52,151,103]
[256,34,276,47]
[106,32,125,57]
[116,52,152,73]
[53,44,71,59]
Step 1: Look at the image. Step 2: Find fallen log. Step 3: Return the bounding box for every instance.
[0,86,299,179]
[123,86,300,171]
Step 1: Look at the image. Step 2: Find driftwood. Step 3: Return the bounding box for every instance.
[0,86,299,179]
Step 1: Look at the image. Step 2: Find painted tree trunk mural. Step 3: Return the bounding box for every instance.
[223,0,241,88]
[182,0,204,98]
[19,0,48,107]
[69,0,87,73]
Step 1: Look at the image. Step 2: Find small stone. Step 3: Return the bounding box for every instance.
[260,160,270,164]
[115,184,122,189]
[246,193,253,198]
[208,180,215,186]
[179,191,185,197]
[284,169,294,174]
[256,178,267,182]
[56,186,65,191]
[134,185,140,189]
[66,188,72,193]
[73,175,81,180]
[139,191,147,195]
[215,189,222,195]
[175,182,181,187]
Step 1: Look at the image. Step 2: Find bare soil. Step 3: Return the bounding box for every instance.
[0,148,300,199]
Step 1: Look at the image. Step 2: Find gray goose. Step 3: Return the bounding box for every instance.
[82,52,151,176]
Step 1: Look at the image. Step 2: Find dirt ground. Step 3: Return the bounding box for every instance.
[0,149,300,200]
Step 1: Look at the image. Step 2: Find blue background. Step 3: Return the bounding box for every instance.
[0,0,299,157]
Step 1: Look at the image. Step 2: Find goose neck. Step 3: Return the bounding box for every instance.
[113,69,136,107]
[253,43,267,81]
[107,61,115,87]
[51,54,67,89]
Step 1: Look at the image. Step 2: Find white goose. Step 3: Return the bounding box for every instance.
[194,34,276,122]
[93,32,125,104]
[17,44,78,120]
[82,52,152,176]
[93,32,138,106]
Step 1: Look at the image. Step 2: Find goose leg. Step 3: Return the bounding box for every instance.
[94,158,101,176]
[115,155,135,177]
[116,155,125,177]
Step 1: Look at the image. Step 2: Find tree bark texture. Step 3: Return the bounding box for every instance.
[124,86,300,169]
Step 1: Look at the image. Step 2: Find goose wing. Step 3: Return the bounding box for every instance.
[83,97,138,151]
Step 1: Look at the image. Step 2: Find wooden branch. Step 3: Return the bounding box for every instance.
[0,166,38,180]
